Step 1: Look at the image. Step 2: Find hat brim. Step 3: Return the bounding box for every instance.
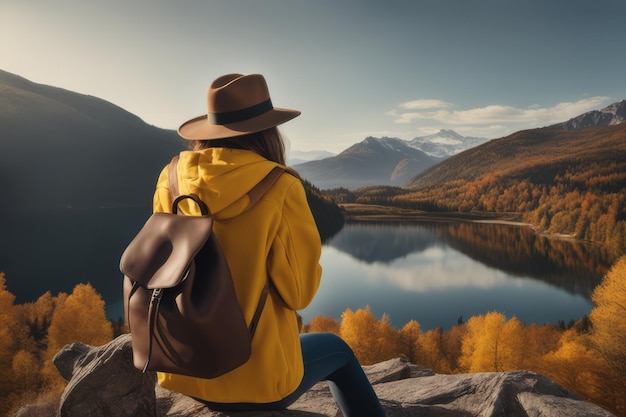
[178,108,300,140]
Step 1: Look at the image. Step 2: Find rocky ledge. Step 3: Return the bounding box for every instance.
[16,334,615,417]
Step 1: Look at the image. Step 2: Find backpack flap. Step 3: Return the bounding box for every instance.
[120,212,213,289]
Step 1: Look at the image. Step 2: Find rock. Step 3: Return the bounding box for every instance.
[45,335,614,417]
[53,333,157,417]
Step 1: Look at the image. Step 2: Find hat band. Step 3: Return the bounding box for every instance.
[210,99,273,125]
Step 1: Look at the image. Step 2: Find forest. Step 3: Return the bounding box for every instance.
[327,160,626,256]
[1,255,625,416]
[301,177,344,242]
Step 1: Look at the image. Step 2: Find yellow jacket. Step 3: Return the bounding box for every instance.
[153,148,322,403]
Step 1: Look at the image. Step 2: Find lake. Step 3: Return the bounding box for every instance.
[0,209,617,330]
[300,221,615,330]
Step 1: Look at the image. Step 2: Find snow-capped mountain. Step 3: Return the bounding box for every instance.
[408,129,490,158]
[293,136,439,189]
[550,100,626,130]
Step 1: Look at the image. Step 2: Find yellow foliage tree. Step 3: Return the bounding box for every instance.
[305,314,340,334]
[417,328,450,372]
[541,329,609,412]
[12,350,41,395]
[42,283,113,391]
[459,312,525,372]
[376,313,403,361]
[0,273,18,362]
[498,316,525,370]
[15,291,59,359]
[399,320,421,363]
[339,306,401,365]
[588,255,626,415]
[340,306,380,364]
[521,323,561,371]
[0,273,21,415]
[439,324,467,373]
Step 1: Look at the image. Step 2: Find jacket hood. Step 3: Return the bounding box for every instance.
[174,148,282,219]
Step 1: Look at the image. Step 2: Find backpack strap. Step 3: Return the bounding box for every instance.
[249,283,269,337]
[168,155,180,202]
[247,166,286,206]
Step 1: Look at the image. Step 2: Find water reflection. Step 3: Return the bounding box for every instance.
[300,221,616,330]
[329,221,614,298]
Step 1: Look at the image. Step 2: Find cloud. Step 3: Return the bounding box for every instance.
[388,96,612,136]
[397,99,453,110]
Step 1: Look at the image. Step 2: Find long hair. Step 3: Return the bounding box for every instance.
[190,127,286,165]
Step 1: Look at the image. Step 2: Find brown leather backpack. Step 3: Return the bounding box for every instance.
[120,156,285,379]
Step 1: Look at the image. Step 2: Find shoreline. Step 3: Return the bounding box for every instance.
[339,203,576,239]
[340,203,527,224]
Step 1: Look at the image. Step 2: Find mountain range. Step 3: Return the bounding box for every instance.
[293,131,490,190]
[294,129,489,189]
[296,100,626,190]
[407,101,626,189]
[294,136,442,189]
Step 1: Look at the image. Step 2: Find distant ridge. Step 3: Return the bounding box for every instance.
[407,100,626,189]
[406,122,626,189]
[292,130,487,190]
[294,136,440,190]
[549,99,626,130]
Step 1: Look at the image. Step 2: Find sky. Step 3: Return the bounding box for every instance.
[2,0,626,153]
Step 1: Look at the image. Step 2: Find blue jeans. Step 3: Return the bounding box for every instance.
[200,333,386,416]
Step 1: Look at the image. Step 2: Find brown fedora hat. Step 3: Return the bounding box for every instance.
[178,73,301,140]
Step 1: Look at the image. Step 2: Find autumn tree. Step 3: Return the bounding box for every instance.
[0,273,22,415]
[10,349,41,404]
[417,328,449,372]
[376,313,403,361]
[541,329,608,413]
[304,314,340,334]
[42,283,114,391]
[340,306,402,365]
[340,307,378,364]
[439,324,467,373]
[497,315,525,370]
[521,323,562,372]
[588,255,626,415]
[18,291,58,356]
[399,320,421,363]
[459,312,525,372]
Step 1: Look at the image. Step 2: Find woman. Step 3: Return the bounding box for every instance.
[153,73,386,416]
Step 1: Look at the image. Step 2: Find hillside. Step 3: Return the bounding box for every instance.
[387,122,626,255]
[295,136,440,189]
[407,123,626,189]
[0,69,185,211]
